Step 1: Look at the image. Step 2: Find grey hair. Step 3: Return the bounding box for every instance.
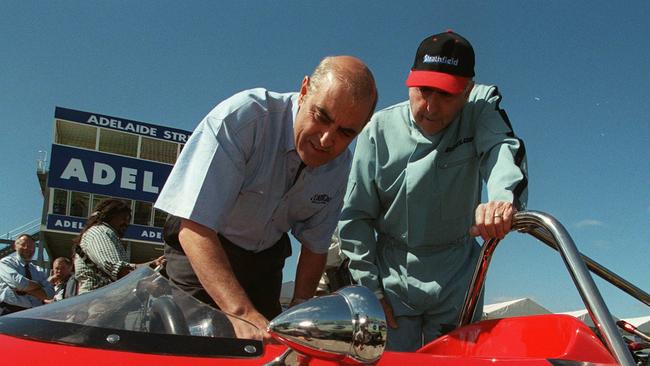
[307,56,378,120]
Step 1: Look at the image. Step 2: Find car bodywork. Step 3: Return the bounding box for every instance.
[0,210,647,365]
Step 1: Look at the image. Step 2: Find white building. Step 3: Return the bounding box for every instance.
[482,298,551,320]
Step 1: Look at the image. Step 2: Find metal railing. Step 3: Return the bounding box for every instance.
[0,218,43,260]
[458,210,642,366]
[0,245,15,258]
[1,218,41,240]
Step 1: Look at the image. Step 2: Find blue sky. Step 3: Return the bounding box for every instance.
[0,1,648,318]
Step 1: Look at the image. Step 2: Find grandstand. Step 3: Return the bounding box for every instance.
[1,107,191,267]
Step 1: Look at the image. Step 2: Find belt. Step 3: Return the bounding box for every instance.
[377,234,470,256]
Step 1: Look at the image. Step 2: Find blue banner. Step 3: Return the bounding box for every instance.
[55,106,191,143]
[48,144,173,203]
[46,214,164,243]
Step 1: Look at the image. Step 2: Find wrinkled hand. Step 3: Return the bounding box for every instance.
[232,310,274,344]
[469,201,515,241]
[380,298,398,329]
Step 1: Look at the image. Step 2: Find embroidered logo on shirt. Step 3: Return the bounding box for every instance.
[310,194,331,204]
[445,137,474,152]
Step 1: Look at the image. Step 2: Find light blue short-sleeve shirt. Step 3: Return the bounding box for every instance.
[155,88,351,254]
[0,254,54,308]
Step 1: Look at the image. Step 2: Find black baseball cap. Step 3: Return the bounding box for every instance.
[405,30,475,94]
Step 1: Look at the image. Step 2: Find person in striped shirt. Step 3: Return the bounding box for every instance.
[73,199,164,294]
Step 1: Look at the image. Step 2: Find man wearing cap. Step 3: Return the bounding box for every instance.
[339,31,528,351]
[155,55,377,341]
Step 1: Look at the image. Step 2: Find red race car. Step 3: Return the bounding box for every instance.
[0,211,648,365]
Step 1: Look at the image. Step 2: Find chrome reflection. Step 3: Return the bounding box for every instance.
[268,285,386,365]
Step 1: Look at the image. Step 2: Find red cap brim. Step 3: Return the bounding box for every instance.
[405,70,470,94]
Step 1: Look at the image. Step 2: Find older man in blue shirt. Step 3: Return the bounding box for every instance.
[155,55,377,341]
[340,31,528,351]
[0,234,54,314]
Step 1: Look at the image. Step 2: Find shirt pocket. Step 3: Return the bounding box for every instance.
[228,189,266,226]
[436,152,479,222]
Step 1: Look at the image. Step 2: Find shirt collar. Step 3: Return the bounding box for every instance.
[408,105,418,129]
[100,222,121,238]
[407,105,432,140]
[13,253,29,266]
[407,103,454,143]
[283,93,300,153]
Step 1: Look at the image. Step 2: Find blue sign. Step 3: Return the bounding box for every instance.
[46,214,164,243]
[46,214,86,233]
[55,107,191,143]
[48,144,173,203]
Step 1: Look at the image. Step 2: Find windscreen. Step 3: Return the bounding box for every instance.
[6,266,260,340]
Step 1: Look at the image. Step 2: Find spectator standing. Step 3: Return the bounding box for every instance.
[73,199,164,295]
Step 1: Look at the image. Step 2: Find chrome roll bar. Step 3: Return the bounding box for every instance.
[458,210,641,366]
[523,225,649,307]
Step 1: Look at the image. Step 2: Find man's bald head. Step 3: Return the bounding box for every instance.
[307,56,378,123]
[294,56,378,167]
[52,257,73,282]
[13,234,35,262]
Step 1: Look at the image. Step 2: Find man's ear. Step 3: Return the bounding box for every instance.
[298,76,310,104]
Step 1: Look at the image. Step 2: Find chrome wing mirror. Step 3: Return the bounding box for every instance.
[266,285,387,366]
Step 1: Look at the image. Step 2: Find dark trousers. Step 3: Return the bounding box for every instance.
[164,233,292,320]
[0,302,27,315]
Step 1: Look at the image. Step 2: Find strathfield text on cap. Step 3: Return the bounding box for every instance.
[406,30,475,94]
